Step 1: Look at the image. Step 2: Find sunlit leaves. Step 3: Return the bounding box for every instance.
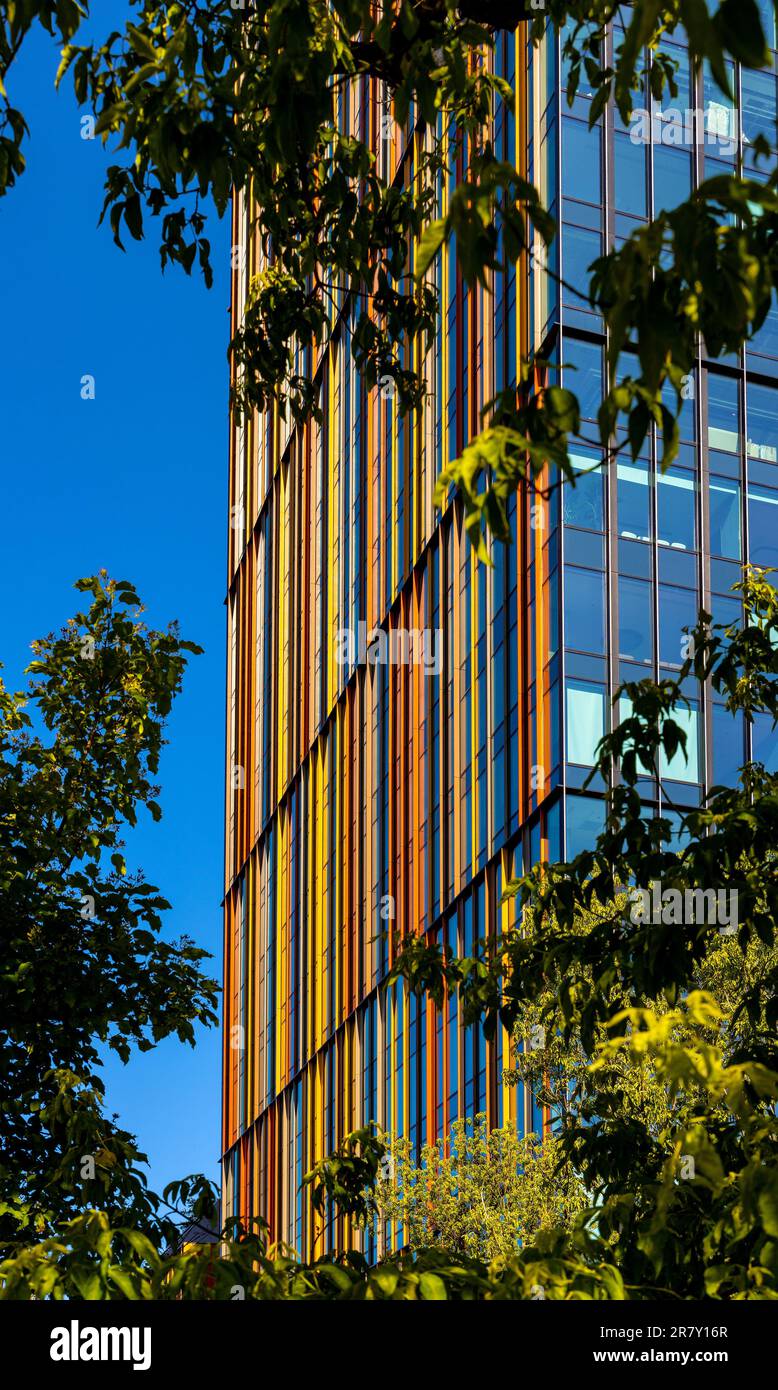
[0,575,217,1256]
[374,1117,587,1261]
[433,384,581,560]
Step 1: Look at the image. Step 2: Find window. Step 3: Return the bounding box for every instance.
[711,592,742,630]
[663,810,691,851]
[659,704,700,784]
[615,133,647,216]
[753,712,778,773]
[562,118,602,205]
[659,585,699,666]
[563,448,604,529]
[657,471,696,550]
[654,47,692,118]
[746,381,778,461]
[742,70,777,168]
[565,529,604,568]
[619,576,653,663]
[748,485,778,568]
[653,147,692,213]
[709,478,741,558]
[662,376,696,442]
[565,794,605,858]
[703,60,737,171]
[562,224,600,307]
[546,799,562,861]
[756,0,776,49]
[617,461,651,541]
[564,565,606,653]
[712,705,744,787]
[564,336,603,420]
[749,306,778,361]
[566,682,605,766]
[707,373,740,453]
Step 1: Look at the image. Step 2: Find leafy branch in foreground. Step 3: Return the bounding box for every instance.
[0,1207,626,1301]
[5,3,778,536]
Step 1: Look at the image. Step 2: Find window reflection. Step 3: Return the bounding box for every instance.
[702,60,737,174]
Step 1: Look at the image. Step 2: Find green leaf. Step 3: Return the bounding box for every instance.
[415,218,446,281]
[419,1271,447,1300]
[370,1268,399,1295]
[123,1229,161,1266]
[109,1267,141,1300]
[758,1179,778,1237]
[715,0,771,70]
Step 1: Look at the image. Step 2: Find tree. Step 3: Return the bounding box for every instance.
[0,573,218,1258]
[374,1115,586,1261]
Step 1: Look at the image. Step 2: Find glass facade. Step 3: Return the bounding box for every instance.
[221,18,778,1258]
[545,15,778,838]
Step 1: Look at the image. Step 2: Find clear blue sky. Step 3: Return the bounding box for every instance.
[0,6,229,1196]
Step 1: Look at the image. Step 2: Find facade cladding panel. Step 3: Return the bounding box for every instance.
[222,16,778,1258]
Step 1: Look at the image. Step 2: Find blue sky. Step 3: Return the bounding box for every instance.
[0,6,229,1195]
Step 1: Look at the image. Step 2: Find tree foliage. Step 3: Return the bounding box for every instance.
[374,1116,587,1260]
[0,575,217,1257]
